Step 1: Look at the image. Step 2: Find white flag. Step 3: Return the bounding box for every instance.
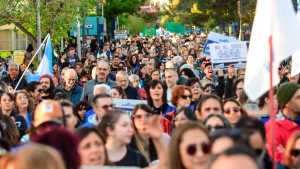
[291,2,300,77]
[244,0,300,101]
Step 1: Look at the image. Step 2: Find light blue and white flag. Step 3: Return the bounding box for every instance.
[27,34,53,82]
[36,35,53,77]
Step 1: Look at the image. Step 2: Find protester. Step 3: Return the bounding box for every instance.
[111,86,126,99]
[169,122,211,169]
[265,82,300,164]
[83,60,115,104]
[57,68,83,107]
[171,85,192,110]
[0,143,66,169]
[60,100,80,131]
[173,107,197,128]
[82,94,113,127]
[116,71,139,99]
[98,109,149,167]
[195,94,223,121]
[284,131,300,169]
[164,68,179,102]
[223,98,247,126]
[236,117,272,169]
[130,104,169,164]
[1,63,27,90]
[208,146,260,169]
[15,90,33,132]
[39,75,55,100]
[203,114,231,133]
[32,126,81,169]
[76,127,109,166]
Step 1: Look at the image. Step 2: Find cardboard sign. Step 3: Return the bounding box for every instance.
[209,42,247,69]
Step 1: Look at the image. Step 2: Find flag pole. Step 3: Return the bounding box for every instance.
[14,33,50,92]
[268,36,277,169]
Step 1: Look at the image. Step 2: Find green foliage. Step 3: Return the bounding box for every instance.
[104,0,146,17]
[121,14,146,35]
[0,0,99,45]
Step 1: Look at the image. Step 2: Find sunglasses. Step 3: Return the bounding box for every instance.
[181,95,192,100]
[186,142,211,156]
[224,107,241,114]
[291,149,300,157]
[254,149,264,156]
[133,114,153,120]
[207,125,224,131]
[101,104,113,110]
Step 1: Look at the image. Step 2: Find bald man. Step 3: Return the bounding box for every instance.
[56,68,83,107]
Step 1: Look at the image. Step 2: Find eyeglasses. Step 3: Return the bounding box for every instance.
[181,95,192,100]
[186,142,211,156]
[101,104,113,110]
[133,114,153,120]
[224,107,241,114]
[291,149,300,157]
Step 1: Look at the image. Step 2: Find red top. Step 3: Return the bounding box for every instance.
[265,113,300,163]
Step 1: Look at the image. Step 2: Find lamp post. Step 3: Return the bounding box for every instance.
[36,0,42,59]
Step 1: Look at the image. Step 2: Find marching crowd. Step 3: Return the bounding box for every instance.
[0,33,299,169]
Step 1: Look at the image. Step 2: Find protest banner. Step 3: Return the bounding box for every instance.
[112,99,147,115]
[203,32,238,56]
[209,41,247,69]
[114,30,128,40]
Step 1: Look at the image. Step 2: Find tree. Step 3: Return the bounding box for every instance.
[0,0,95,45]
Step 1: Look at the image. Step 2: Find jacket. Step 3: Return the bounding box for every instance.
[58,84,83,107]
[1,74,27,90]
[265,112,300,163]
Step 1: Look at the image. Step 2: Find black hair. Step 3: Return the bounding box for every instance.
[92,93,111,106]
[186,78,201,88]
[60,100,82,124]
[25,81,40,93]
[179,68,196,79]
[176,107,197,121]
[132,104,154,116]
[203,114,231,129]
[235,116,266,142]
[146,80,168,107]
[196,94,223,113]
[76,127,105,143]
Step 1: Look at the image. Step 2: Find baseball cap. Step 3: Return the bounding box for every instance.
[33,100,63,127]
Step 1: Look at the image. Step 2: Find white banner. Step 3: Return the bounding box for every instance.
[112,99,147,115]
[209,42,247,64]
[203,32,238,56]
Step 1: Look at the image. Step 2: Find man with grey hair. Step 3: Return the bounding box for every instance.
[57,68,83,107]
[93,84,111,96]
[116,70,138,99]
[82,60,115,104]
[1,63,27,90]
[164,68,178,102]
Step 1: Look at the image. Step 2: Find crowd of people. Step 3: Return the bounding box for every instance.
[0,33,299,169]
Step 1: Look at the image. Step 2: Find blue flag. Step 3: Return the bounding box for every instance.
[27,35,53,82]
